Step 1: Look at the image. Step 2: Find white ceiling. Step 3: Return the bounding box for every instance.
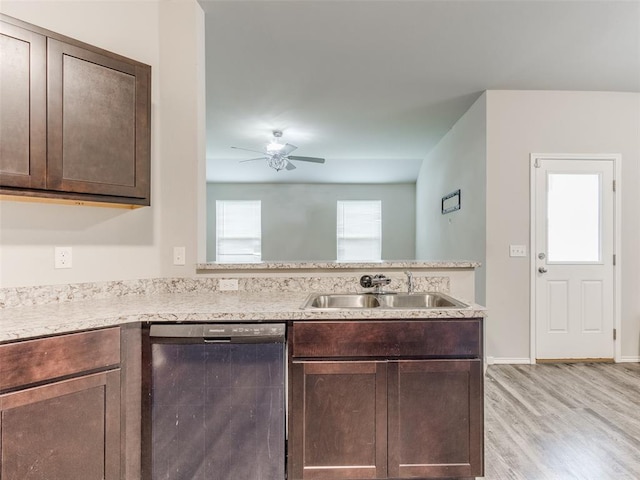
[200,0,640,183]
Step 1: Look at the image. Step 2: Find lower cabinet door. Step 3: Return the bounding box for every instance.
[0,369,121,480]
[387,360,483,479]
[289,361,388,480]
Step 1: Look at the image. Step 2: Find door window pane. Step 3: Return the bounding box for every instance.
[547,173,600,262]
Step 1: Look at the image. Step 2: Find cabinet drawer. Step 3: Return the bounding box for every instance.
[291,320,481,359]
[0,327,121,392]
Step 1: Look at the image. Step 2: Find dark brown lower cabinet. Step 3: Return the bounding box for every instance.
[290,361,389,479]
[0,326,139,480]
[388,360,483,479]
[0,370,121,480]
[289,319,484,480]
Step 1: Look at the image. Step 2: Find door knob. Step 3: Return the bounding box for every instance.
[538,267,548,274]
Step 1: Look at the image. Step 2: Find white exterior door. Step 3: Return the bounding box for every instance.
[533,156,616,361]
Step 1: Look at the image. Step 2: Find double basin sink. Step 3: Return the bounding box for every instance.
[301,292,468,310]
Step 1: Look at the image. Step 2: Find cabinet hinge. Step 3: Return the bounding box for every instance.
[613,180,616,192]
[613,254,616,266]
[534,158,541,168]
[613,328,617,341]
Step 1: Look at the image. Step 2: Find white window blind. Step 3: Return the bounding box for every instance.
[216,200,261,263]
[337,200,382,262]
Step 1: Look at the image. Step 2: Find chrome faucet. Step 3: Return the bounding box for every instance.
[405,271,414,294]
[360,274,392,294]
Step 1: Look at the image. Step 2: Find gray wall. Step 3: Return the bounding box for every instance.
[415,94,487,304]
[207,183,416,261]
[486,90,640,362]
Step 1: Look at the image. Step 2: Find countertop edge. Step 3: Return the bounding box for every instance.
[0,291,486,342]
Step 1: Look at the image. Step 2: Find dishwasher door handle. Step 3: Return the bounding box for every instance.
[204,338,231,343]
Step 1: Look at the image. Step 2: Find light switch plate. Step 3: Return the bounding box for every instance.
[509,245,527,257]
[173,246,186,265]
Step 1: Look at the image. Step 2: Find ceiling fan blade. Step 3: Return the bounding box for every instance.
[279,143,297,156]
[239,157,268,163]
[287,155,326,164]
[231,146,268,155]
[285,160,297,171]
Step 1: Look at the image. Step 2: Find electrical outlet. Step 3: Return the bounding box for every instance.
[219,279,239,291]
[509,245,527,257]
[173,247,186,266]
[55,247,73,269]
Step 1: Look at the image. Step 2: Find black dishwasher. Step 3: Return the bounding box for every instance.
[147,323,286,480]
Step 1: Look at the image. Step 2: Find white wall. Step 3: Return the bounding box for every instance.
[0,0,205,288]
[486,90,640,361]
[207,183,416,261]
[415,94,487,304]
[156,0,206,278]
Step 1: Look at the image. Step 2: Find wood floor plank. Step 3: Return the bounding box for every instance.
[483,363,640,480]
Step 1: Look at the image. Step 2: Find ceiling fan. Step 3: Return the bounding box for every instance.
[231,130,326,171]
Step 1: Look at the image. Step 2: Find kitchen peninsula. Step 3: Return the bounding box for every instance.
[0,261,482,340]
[0,261,485,480]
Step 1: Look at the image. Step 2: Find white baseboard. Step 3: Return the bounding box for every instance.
[487,356,639,364]
[620,356,640,363]
[486,357,532,365]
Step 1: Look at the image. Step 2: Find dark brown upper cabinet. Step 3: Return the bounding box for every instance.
[0,14,151,207]
[0,20,47,189]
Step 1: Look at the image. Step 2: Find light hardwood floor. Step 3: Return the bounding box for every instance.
[483,363,640,480]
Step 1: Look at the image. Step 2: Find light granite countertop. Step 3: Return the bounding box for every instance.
[196,260,481,271]
[0,291,486,343]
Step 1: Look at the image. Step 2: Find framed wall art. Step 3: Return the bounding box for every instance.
[441,189,461,214]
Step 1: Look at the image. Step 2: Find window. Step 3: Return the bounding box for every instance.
[215,200,261,263]
[337,200,382,262]
[547,173,601,263]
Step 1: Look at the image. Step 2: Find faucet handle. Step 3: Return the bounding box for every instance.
[360,274,391,289]
[404,271,414,294]
[360,275,374,288]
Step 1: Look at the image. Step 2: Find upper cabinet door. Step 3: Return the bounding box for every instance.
[47,39,150,202]
[0,21,46,188]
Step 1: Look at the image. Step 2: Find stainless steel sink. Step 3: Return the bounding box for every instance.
[301,292,468,310]
[377,292,467,309]
[303,293,381,309]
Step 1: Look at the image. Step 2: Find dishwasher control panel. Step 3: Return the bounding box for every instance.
[149,323,286,343]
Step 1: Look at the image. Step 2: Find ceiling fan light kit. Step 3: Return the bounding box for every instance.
[232,130,326,172]
[266,130,285,153]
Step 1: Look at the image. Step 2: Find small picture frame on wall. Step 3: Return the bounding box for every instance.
[441,189,461,214]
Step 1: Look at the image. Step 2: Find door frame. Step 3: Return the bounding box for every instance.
[529,153,622,363]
